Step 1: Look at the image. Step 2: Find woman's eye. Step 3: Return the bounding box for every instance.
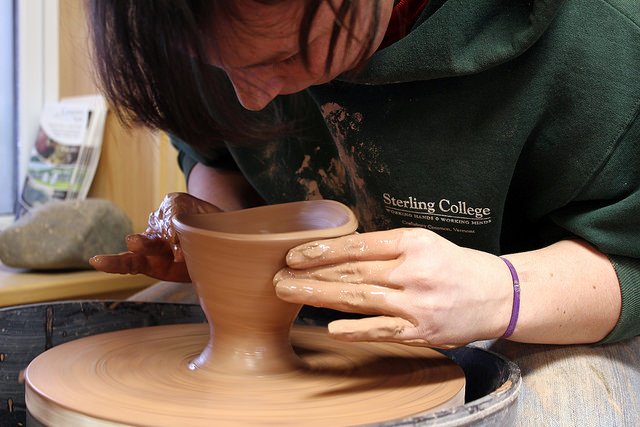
[280,53,299,65]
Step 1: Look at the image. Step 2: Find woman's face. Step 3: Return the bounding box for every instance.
[208,0,393,111]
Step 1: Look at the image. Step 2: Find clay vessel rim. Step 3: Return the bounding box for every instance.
[172,199,358,241]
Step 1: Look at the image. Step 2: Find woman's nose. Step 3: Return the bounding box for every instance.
[227,69,285,111]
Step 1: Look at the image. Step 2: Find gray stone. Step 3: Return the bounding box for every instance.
[0,199,132,270]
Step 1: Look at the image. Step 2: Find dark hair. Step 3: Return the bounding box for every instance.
[87,0,381,148]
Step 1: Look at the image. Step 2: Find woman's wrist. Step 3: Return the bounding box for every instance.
[470,250,519,341]
[499,256,521,338]
[494,240,620,344]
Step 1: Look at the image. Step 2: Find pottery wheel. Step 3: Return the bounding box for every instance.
[25,324,465,426]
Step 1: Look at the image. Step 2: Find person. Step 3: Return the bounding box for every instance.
[87,0,640,350]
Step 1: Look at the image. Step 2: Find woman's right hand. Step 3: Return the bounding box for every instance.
[89,192,221,282]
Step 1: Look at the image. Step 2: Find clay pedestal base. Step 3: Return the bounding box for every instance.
[26,324,465,426]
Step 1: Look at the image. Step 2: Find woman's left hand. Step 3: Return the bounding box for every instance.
[273,228,514,349]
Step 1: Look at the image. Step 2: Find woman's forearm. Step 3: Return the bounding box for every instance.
[187,162,264,211]
[504,239,621,344]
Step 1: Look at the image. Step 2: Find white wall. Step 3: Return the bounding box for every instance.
[17,0,60,186]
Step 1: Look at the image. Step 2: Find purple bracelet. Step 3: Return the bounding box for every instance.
[500,257,520,339]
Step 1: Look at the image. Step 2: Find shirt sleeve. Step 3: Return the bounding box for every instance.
[548,112,640,344]
[169,134,239,184]
[601,255,640,343]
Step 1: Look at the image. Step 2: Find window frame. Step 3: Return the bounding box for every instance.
[0,0,59,228]
[0,1,16,218]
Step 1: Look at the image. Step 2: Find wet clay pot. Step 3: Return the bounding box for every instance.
[172,200,358,376]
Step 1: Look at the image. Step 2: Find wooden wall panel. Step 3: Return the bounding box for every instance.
[58,0,186,232]
[58,0,96,98]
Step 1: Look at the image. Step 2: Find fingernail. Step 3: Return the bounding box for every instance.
[273,269,295,284]
[274,281,296,299]
[287,242,328,265]
[286,249,303,265]
[173,246,184,262]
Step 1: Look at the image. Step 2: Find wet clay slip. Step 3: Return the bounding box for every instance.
[25,200,466,426]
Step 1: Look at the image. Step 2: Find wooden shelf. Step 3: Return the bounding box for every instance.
[0,262,156,307]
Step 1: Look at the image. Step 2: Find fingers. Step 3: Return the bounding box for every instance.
[89,252,190,282]
[274,278,402,316]
[327,316,429,346]
[143,193,220,261]
[126,234,168,255]
[128,233,185,262]
[274,255,405,316]
[90,252,150,275]
[286,229,405,268]
[88,254,114,273]
[275,259,400,288]
[89,193,220,282]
